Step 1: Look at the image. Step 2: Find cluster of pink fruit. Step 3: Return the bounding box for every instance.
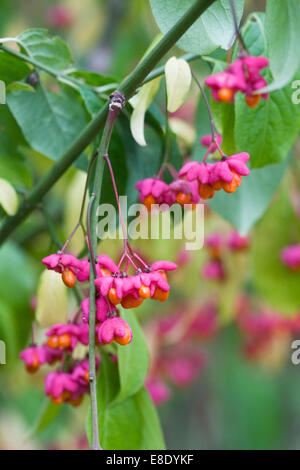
[205,55,269,108]
[136,134,250,211]
[20,250,177,406]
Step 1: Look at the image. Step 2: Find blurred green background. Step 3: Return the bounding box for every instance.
[2,0,300,451]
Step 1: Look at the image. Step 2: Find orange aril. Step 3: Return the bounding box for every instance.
[108,287,121,305]
[245,94,261,108]
[198,183,215,199]
[176,192,191,205]
[58,334,71,349]
[47,335,60,349]
[99,267,111,277]
[212,180,223,191]
[62,268,76,288]
[83,370,90,382]
[115,328,132,345]
[121,294,143,309]
[223,171,242,193]
[138,285,151,299]
[143,194,156,211]
[51,395,64,405]
[217,87,233,103]
[152,287,169,302]
[25,354,40,374]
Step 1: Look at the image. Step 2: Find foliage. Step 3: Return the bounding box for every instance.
[0,0,300,452]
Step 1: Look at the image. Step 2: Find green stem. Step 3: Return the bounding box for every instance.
[0,0,215,246]
[87,92,125,450]
[1,42,199,91]
[0,44,57,76]
[0,43,114,93]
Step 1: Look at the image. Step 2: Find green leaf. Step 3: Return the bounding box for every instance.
[239,13,267,58]
[0,242,37,356]
[65,70,118,88]
[0,105,29,158]
[233,15,300,168]
[87,352,165,450]
[17,28,73,71]
[0,153,32,188]
[30,399,61,435]
[211,98,236,155]
[234,75,300,168]
[6,82,34,93]
[262,0,300,93]
[252,187,300,314]
[0,298,18,361]
[7,83,90,170]
[78,86,103,118]
[150,0,244,55]
[209,158,288,235]
[0,242,36,312]
[0,50,31,84]
[115,310,149,403]
[192,94,214,161]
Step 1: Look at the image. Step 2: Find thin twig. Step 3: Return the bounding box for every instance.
[87,193,97,278]
[229,0,248,55]
[103,153,128,250]
[191,70,216,142]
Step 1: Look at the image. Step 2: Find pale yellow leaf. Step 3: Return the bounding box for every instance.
[64,170,87,252]
[165,57,192,112]
[130,77,161,146]
[36,270,68,328]
[0,178,18,215]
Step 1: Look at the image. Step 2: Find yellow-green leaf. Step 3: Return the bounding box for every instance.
[0,177,18,215]
[165,56,191,112]
[64,170,87,252]
[130,77,161,146]
[36,270,68,328]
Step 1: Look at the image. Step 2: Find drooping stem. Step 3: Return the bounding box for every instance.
[87,92,125,450]
[229,0,248,55]
[0,0,216,247]
[157,85,172,178]
[59,222,80,254]
[191,70,216,142]
[87,193,97,278]
[78,150,99,227]
[55,149,99,250]
[103,153,141,271]
[103,153,128,250]
[41,205,83,304]
[191,70,225,159]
